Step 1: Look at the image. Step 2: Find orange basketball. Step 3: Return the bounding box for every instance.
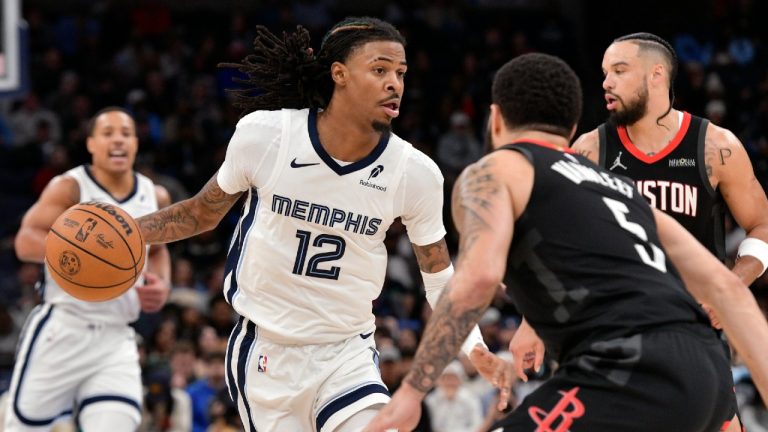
[45,201,146,302]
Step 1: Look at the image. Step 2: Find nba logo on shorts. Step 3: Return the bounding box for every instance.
[258,355,268,373]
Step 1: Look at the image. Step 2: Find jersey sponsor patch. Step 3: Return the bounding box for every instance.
[668,157,696,167]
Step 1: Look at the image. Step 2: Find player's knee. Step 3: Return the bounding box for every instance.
[79,404,140,432]
[333,406,383,432]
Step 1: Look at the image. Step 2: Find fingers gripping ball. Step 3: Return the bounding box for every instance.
[45,201,146,302]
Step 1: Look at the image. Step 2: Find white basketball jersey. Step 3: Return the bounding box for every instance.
[42,165,158,324]
[217,109,446,344]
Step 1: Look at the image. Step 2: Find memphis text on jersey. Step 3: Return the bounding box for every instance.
[271,194,382,236]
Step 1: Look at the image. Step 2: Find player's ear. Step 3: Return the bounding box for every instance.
[489,104,503,136]
[568,124,578,141]
[330,62,347,86]
[86,135,95,155]
[650,63,665,87]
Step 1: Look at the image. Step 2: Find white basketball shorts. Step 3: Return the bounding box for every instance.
[5,304,142,431]
[226,316,390,431]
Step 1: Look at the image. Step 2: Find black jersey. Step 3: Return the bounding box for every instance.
[502,141,709,362]
[597,112,726,260]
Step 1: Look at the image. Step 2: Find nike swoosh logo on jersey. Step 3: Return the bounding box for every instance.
[360,331,374,339]
[290,158,320,168]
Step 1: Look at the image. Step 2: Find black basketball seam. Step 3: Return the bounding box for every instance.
[45,257,138,289]
[49,228,135,271]
[73,207,145,269]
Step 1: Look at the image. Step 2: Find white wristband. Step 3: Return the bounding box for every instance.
[737,237,768,276]
[421,265,489,356]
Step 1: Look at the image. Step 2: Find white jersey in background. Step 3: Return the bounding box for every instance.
[217,108,446,345]
[42,165,158,324]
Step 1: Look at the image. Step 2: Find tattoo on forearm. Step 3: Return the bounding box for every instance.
[200,177,241,215]
[406,287,485,392]
[137,175,242,244]
[138,202,200,244]
[453,160,499,257]
[414,239,451,273]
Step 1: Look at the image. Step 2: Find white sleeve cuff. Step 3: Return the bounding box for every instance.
[421,265,488,357]
[737,237,768,276]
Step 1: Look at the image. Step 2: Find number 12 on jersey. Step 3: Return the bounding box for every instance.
[292,230,347,280]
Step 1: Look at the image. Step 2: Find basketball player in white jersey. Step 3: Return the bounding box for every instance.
[135,17,509,432]
[7,107,171,431]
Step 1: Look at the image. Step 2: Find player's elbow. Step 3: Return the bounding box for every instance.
[14,230,44,263]
[453,267,501,305]
[700,269,747,306]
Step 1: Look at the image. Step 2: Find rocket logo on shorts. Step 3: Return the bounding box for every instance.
[258,355,268,373]
[528,387,585,432]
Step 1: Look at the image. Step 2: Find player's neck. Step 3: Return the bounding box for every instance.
[88,165,135,199]
[496,130,570,150]
[624,108,680,154]
[316,104,383,162]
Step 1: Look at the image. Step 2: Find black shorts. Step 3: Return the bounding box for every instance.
[494,324,736,432]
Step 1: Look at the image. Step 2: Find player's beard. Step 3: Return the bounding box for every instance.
[372,120,391,134]
[609,82,649,126]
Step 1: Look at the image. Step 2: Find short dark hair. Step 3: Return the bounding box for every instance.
[614,32,677,118]
[87,106,133,136]
[491,53,582,138]
[220,17,405,115]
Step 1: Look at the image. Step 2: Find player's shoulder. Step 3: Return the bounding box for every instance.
[392,133,443,180]
[570,128,600,160]
[704,121,741,149]
[39,171,80,204]
[236,108,311,131]
[482,145,533,174]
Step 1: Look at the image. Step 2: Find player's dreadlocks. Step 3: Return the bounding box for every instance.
[614,32,678,126]
[220,17,405,116]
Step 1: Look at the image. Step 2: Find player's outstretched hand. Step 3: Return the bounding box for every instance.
[509,318,545,382]
[364,382,423,432]
[136,272,170,313]
[469,345,515,411]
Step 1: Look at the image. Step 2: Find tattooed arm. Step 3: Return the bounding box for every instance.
[407,152,518,392]
[705,124,768,285]
[570,129,600,163]
[365,151,529,432]
[136,172,243,245]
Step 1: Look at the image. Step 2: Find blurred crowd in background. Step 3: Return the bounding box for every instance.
[1,0,768,430]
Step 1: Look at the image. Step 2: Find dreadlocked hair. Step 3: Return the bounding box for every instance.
[219,25,328,114]
[220,17,405,116]
[615,32,678,125]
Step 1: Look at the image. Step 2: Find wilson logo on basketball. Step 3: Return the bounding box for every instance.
[58,250,81,276]
[83,201,134,235]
